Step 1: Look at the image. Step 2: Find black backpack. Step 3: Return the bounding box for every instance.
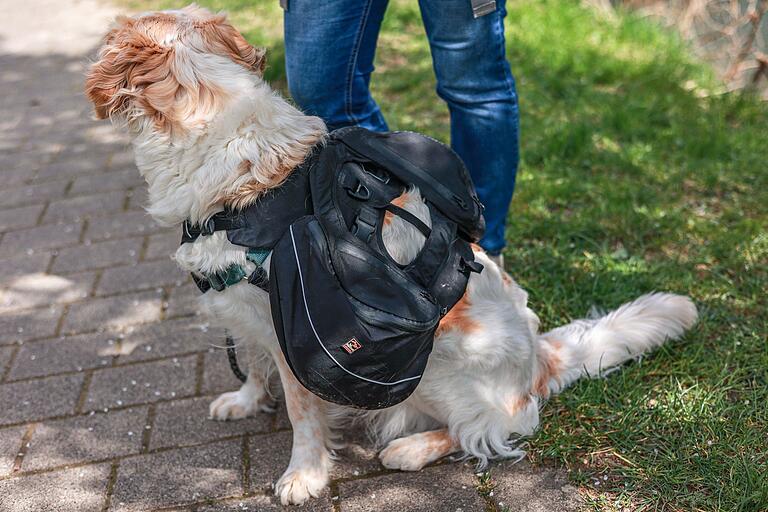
[182,127,485,409]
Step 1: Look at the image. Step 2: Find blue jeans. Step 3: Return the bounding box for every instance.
[284,0,519,254]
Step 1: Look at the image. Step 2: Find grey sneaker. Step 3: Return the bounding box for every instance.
[487,253,504,269]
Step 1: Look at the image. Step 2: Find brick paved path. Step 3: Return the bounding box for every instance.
[0,0,581,510]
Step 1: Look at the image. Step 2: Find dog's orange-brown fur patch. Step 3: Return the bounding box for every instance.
[85,19,176,126]
[382,191,409,226]
[419,429,458,456]
[236,159,253,177]
[220,131,325,210]
[533,339,563,398]
[436,293,478,337]
[85,7,264,133]
[275,351,311,424]
[84,6,323,210]
[381,429,460,469]
[505,394,532,416]
[196,12,266,72]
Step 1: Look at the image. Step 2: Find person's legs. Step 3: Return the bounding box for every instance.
[418,0,519,255]
[284,0,389,132]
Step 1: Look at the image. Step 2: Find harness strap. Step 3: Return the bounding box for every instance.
[384,203,432,238]
[351,205,379,243]
[181,214,243,245]
[191,273,212,293]
[226,335,248,383]
[190,247,271,294]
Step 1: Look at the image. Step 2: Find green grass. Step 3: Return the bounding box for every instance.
[122,1,767,510]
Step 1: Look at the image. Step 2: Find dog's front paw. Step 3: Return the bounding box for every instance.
[275,467,328,505]
[209,387,275,421]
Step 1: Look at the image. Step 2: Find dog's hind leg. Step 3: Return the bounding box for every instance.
[273,349,331,505]
[379,429,460,471]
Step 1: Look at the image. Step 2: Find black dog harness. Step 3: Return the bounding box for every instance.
[182,127,484,408]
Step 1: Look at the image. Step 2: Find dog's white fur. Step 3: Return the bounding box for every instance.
[85,7,699,505]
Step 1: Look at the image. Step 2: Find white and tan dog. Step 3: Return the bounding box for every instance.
[85,6,698,505]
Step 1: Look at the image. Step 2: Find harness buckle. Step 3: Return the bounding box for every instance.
[459,257,484,275]
[351,206,379,243]
[363,165,390,184]
[182,217,217,244]
[347,182,371,201]
[200,217,217,236]
[248,265,270,292]
[207,272,226,292]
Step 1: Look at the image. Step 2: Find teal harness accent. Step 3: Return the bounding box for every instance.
[246,247,271,266]
[196,247,271,292]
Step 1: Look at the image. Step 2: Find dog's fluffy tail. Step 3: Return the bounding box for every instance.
[535,293,698,397]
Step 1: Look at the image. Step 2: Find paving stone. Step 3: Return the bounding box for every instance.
[166,282,201,318]
[0,463,109,512]
[81,126,129,150]
[486,460,581,512]
[0,373,83,426]
[85,211,164,241]
[1,166,32,186]
[69,168,144,195]
[0,253,53,287]
[52,237,142,274]
[97,259,186,296]
[116,318,221,363]
[7,331,117,380]
[0,271,96,312]
[144,231,178,260]
[150,395,273,450]
[0,344,14,372]
[43,190,126,222]
[0,180,69,209]
[338,462,485,512]
[197,494,334,511]
[203,349,248,396]
[0,305,62,345]
[125,186,148,211]
[0,203,44,231]
[110,439,243,511]
[0,150,50,174]
[326,431,384,480]
[61,289,163,334]
[249,431,382,491]
[107,151,136,171]
[273,403,291,431]
[32,153,111,182]
[0,220,82,258]
[85,355,198,411]
[23,407,147,471]
[0,426,24,476]
[0,137,27,154]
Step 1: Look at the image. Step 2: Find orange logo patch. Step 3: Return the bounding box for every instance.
[341,337,362,354]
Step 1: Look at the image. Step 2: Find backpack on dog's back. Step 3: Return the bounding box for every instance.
[183,127,485,409]
[269,127,484,409]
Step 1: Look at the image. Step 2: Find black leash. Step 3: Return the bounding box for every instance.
[225,335,248,383]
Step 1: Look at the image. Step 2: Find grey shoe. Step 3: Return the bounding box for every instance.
[486,253,504,269]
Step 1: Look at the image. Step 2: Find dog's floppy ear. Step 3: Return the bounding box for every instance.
[85,18,131,119]
[85,16,179,126]
[198,13,266,74]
